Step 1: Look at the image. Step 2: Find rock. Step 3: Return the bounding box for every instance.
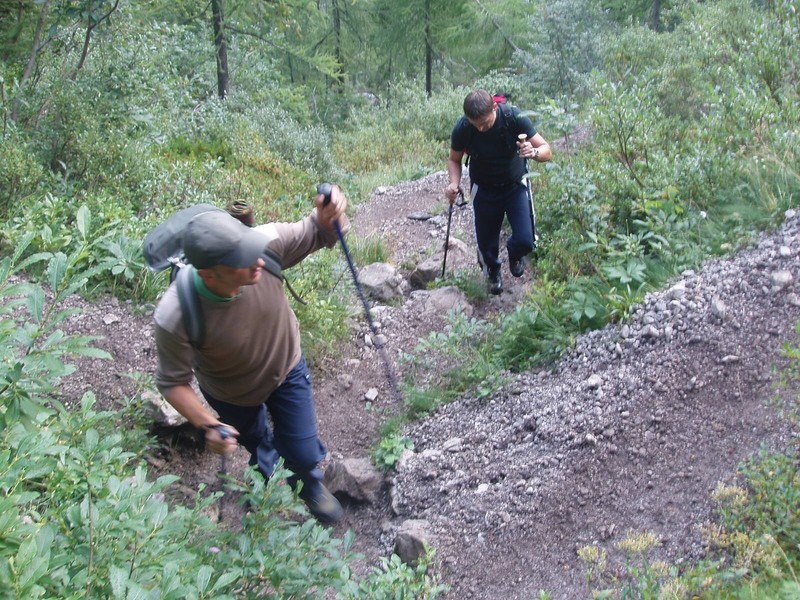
[143,390,186,427]
[409,238,471,288]
[324,458,383,503]
[409,286,474,318]
[771,269,793,291]
[711,296,727,318]
[585,374,603,390]
[393,519,434,567]
[359,263,408,301]
[442,437,463,452]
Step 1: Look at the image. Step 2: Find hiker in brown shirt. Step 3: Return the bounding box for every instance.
[154,185,349,523]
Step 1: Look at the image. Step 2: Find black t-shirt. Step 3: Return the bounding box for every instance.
[450,105,537,188]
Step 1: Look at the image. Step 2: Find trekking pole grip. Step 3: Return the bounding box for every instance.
[317,182,342,237]
[317,182,333,206]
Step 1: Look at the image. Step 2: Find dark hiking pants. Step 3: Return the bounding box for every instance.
[471,181,534,273]
[202,355,326,491]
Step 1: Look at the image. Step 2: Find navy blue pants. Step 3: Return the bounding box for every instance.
[471,182,535,273]
[201,356,326,490]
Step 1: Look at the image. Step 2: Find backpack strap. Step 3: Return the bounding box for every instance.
[498,103,520,151]
[461,104,521,168]
[262,247,306,305]
[253,224,308,306]
[175,265,204,348]
[261,247,282,281]
[456,116,473,168]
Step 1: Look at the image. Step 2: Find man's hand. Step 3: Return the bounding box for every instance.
[204,423,239,456]
[162,385,239,456]
[445,183,460,203]
[315,184,348,231]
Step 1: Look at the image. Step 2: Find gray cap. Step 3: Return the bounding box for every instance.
[183,210,267,269]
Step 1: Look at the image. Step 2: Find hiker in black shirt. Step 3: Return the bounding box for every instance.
[445,89,552,294]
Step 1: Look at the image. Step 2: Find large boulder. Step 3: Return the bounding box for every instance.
[359,262,408,301]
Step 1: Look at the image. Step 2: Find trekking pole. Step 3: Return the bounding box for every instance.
[525,175,538,251]
[216,425,232,522]
[441,189,463,278]
[519,134,538,251]
[317,183,403,402]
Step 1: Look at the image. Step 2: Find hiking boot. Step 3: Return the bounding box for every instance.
[509,257,525,278]
[487,269,502,295]
[299,482,343,525]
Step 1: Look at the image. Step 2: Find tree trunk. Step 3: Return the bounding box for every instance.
[332,0,344,87]
[10,0,50,123]
[74,0,121,75]
[211,0,230,99]
[649,0,661,32]
[424,0,431,97]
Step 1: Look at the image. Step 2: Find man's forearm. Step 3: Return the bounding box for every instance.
[162,384,218,429]
[447,158,462,188]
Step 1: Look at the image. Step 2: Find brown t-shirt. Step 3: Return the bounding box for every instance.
[154,210,345,405]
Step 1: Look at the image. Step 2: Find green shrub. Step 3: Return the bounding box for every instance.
[0,231,444,600]
[342,549,448,599]
[347,233,390,266]
[434,268,488,304]
[0,128,46,219]
[723,449,800,553]
[493,286,574,371]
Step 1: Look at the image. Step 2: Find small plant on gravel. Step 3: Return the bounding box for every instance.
[403,312,494,380]
[583,450,800,599]
[577,544,607,590]
[773,324,800,430]
[581,530,676,598]
[433,269,488,303]
[398,311,506,413]
[340,547,448,599]
[715,450,800,565]
[373,432,414,472]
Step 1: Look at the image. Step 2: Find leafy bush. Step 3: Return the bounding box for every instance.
[341,550,448,599]
[512,0,611,101]
[713,450,800,566]
[0,231,444,599]
[378,81,464,143]
[0,127,46,219]
[0,213,119,429]
[493,285,574,371]
[227,99,340,185]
